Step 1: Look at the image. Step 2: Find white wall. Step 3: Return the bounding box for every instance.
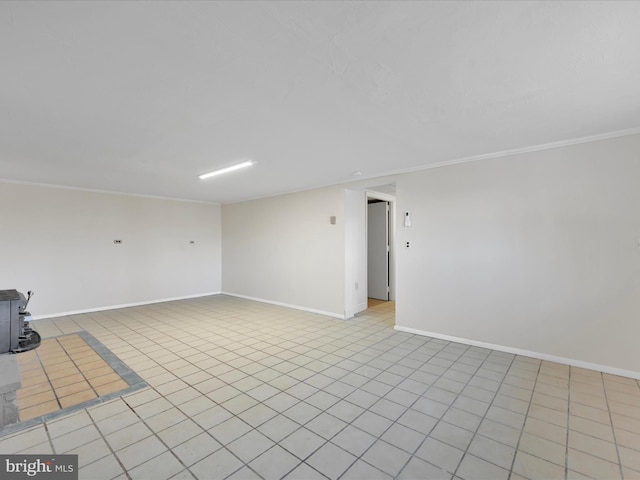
[395,133,640,375]
[222,186,345,317]
[344,188,368,318]
[0,182,221,317]
[12,131,637,378]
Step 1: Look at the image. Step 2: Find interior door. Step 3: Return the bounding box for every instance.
[368,201,389,301]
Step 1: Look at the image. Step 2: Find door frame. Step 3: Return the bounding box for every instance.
[366,190,396,302]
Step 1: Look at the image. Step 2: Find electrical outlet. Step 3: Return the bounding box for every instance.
[113,240,122,244]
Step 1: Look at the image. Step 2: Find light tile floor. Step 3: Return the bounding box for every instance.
[1,295,640,480]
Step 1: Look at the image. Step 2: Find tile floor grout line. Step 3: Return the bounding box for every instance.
[86,403,134,480]
[383,342,477,479]
[119,393,209,479]
[118,354,306,479]
[56,335,104,401]
[601,370,626,480]
[337,337,475,479]
[564,368,571,480]
[429,345,520,479]
[33,340,64,411]
[43,420,57,457]
[175,305,407,479]
[506,359,544,480]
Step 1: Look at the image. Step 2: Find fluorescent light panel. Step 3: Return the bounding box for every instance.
[199,160,253,179]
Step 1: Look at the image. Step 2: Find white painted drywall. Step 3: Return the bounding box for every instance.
[0,183,221,316]
[344,188,368,318]
[395,133,640,374]
[222,186,345,317]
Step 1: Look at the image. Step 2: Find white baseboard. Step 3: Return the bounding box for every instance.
[222,291,346,319]
[394,325,640,380]
[32,292,222,320]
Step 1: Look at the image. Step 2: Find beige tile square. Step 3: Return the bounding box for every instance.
[157,419,203,448]
[524,417,567,445]
[145,408,189,433]
[570,367,601,382]
[0,426,50,453]
[531,391,568,412]
[571,390,608,410]
[610,401,640,421]
[467,434,515,470]
[518,432,565,466]
[78,359,109,373]
[538,373,569,389]
[115,435,167,471]
[513,450,565,480]
[46,364,81,380]
[20,400,60,421]
[17,382,53,400]
[47,410,93,438]
[623,467,640,480]
[88,398,131,421]
[20,369,48,383]
[567,448,622,479]
[128,450,184,480]
[155,379,189,396]
[569,401,611,425]
[570,378,605,396]
[568,430,618,463]
[17,441,55,455]
[95,379,129,396]
[51,424,101,453]
[540,362,569,378]
[19,388,57,409]
[88,371,122,388]
[534,382,569,401]
[606,390,640,408]
[529,403,568,428]
[59,389,97,408]
[603,373,639,388]
[50,372,86,389]
[39,351,68,362]
[620,446,640,472]
[55,380,93,398]
[570,415,615,442]
[614,427,640,452]
[611,413,640,434]
[105,422,153,451]
[83,364,116,379]
[567,468,597,479]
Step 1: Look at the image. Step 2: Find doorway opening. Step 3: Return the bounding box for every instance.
[366,190,395,309]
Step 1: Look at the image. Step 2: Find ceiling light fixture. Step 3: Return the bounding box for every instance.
[199,160,253,180]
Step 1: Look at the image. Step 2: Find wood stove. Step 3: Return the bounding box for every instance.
[0,289,41,354]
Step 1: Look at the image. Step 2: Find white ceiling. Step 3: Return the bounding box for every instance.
[1,1,640,204]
